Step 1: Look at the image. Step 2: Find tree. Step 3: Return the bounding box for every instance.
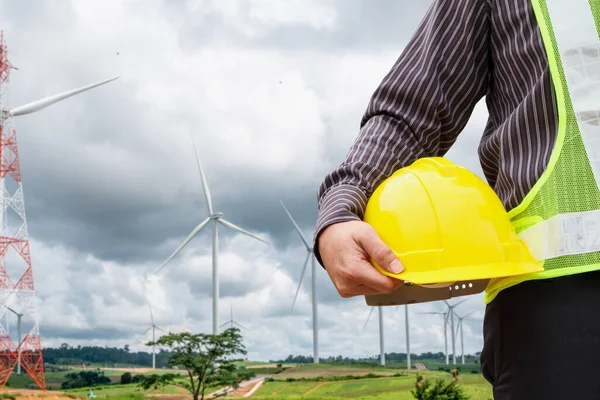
[411,374,470,400]
[140,328,254,400]
[60,371,111,389]
[121,372,132,384]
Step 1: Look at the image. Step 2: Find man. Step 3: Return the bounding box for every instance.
[313,0,600,398]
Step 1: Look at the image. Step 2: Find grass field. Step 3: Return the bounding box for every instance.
[271,364,402,380]
[2,363,492,399]
[251,370,492,400]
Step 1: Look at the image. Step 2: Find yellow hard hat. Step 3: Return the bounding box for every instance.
[363,157,543,286]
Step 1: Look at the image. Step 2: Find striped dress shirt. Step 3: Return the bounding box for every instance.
[313,0,557,265]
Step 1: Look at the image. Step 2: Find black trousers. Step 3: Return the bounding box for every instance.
[481,270,600,399]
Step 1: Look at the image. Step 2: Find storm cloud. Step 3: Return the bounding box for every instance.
[0,0,490,361]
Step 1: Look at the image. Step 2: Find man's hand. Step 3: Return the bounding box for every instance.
[318,220,404,298]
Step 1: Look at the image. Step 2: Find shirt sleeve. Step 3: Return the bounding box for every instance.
[313,0,491,266]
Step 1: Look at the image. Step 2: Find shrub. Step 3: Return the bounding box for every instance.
[121,372,132,384]
[411,374,470,400]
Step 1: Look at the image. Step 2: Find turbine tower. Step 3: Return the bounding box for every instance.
[362,307,385,366]
[453,310,475,364]
[391,304,411,369]
[154,136,268,335]
[280,201,319,364]
[136,304,166,369]
[0,31,118,391]
[5,306,21,375]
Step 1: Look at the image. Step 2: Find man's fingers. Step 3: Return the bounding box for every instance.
[318,220,405,299]
[358,225,404,274]
[348,259,403,294]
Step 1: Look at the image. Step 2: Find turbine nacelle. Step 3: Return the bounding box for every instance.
[210,212,224,219]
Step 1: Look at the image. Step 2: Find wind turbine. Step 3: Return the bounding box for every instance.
[135,304,167,369]
[454,310,475,364]
[280,201,319,364]
[362,307,385,366]
[220,302,246,331]
[444,299,467,365]
[154,137,268,335]
[421,310,450,364]
[6,306,22,375]
[391,304,411,370]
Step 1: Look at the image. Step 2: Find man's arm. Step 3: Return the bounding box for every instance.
[313,0,491,266]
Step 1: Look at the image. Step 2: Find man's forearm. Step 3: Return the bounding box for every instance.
[312,115,427,265]
[312,0,491,266]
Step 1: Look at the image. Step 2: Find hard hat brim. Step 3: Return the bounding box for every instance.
[371,260,544,285]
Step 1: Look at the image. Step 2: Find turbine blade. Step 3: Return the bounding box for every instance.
[219,321,231,328]
[218,219,268,244]
[154,217,211,275]
[155,326,168,334]
[390,305,400,318]
[190,135,213,215]
[455,322,460,338]
[280,201,310,249]
[291,251,311,312]
[362,307,375,333]
[149,304,154,325]
[10,77,119,117]
[234,321,247,330]
[135,327,152,343]
[451,298,469,308]
[462,311,476,319]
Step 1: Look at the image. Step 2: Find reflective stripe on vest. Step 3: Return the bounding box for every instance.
[484,0,600,303]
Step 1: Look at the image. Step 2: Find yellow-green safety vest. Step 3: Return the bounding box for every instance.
[485,0,600,303]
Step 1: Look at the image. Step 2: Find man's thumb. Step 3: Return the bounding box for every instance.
[359,228,404,274]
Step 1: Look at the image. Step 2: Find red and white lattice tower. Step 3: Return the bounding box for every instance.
[0,31,46,391]
[0,32,116,391]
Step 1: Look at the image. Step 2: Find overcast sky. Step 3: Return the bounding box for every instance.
[0,0,492,361]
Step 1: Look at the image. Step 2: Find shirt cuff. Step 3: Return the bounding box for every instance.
[312,184,368,268]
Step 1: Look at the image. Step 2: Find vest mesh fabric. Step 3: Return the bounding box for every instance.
[484,0,600,303]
